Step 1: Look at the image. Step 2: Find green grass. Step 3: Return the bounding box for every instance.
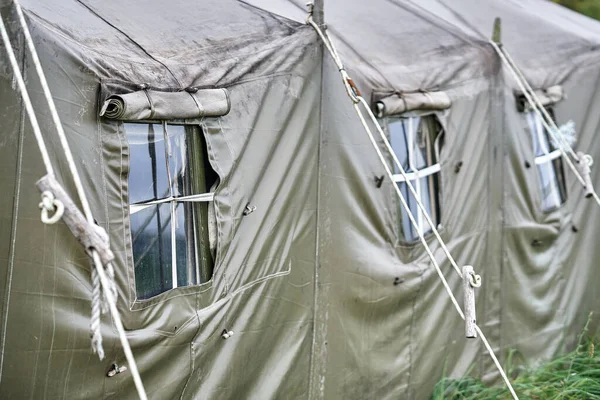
[432,315,600,400]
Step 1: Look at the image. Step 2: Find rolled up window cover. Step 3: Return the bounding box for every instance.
[100,88,230,120]
[375,91,451,117]
[516,85,563,112]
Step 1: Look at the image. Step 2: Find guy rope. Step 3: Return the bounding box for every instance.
[0,1,147,399]
[306,5,519,399]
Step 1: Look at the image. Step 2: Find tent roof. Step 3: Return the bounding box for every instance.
[248,0,494,95]
[417,0,600,73]
[20,0,310,86]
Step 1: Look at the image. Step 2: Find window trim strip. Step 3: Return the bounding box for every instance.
[392,164,441,182]
[129,193,215,215]
[534,149,562,165]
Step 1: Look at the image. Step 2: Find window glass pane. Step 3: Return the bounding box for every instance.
[398,176,434,242]
[389,120,410,172]
[537,161,563,211]
[390,115,442,243]
[411,117,428,170]
[527,112,551,157]
[174,202,195,287]
[127,123,170,204]
[126,123,215,299]
[166,125,188,198]
[131,204,173,299]
[526,110,567,211]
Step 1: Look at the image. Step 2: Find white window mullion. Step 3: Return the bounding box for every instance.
[161,121,178,289]
[192,205,201,285]
[392,164,440,182]
[171,201,178,289]
[129,193,215,215]
[534,149,561,165]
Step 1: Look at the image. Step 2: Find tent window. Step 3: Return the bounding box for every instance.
[388,115,442,243]
[125,123,217,300]
[526,109,567,211]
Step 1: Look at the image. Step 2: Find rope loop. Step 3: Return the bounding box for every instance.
[583,153,594,168]
[468,271,482,288]
[39,191,64,224]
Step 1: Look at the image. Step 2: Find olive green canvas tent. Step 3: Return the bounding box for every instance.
[0,0,599,399]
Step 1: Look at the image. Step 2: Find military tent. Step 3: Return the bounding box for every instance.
[0,0,598,399]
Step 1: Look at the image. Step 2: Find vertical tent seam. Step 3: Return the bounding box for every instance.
[1,2,148,398]
[0,43,26,383]
[308,8,326,397]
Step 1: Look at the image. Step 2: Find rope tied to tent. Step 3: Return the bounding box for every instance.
[307,13,361,103]
[576,151,595,198]
[90,267,105,360]
[468,270,482,288]
[489,39,600,206]
[0,2,148,399]
[39,191,65,224]
[306,8,518,400]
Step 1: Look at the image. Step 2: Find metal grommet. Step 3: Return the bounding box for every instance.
[221,329,234,339]
[243,203,256,216]
[107,363,128,378]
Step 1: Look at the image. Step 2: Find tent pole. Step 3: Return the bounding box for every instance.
[313,0,324,26]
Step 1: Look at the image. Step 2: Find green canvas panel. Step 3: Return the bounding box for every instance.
[0,0,322,398]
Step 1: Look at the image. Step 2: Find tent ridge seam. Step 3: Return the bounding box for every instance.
[75,0,182,87]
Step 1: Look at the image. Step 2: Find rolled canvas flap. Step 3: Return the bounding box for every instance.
[100,88,231,120]
[516,85,563,112]
[375,91,451,117]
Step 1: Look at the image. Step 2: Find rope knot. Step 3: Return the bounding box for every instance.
[39,191,64,224]
[576,151,596,198]
[468,271,482,288]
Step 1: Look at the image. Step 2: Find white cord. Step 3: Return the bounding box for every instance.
[353,98,518,400]
[359,97,464,278]
[353,102,465,318]
[307,14,518,399]
[490,41,600,206]
[308,17,464,280]
[9,2,147,399]
[500,46,577,160]
[0,11,54,177]
[13,0,96,221]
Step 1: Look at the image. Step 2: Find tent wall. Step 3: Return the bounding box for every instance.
[316,53,503,399]
[0,1,324,398]
[497,58,600,369]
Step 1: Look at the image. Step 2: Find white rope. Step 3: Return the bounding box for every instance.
[500,46,577,160]
[352,102,465,318]
[8,2,147,399]
[90,267,104,360]
[0,11,54,177]
[38,191,65,224]
[309,17,465,279]
[490,41,600,206]
[307,15,518,399]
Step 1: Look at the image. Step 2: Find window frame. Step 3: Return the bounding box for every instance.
[386,114,444,244]
[125,120,216,300]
